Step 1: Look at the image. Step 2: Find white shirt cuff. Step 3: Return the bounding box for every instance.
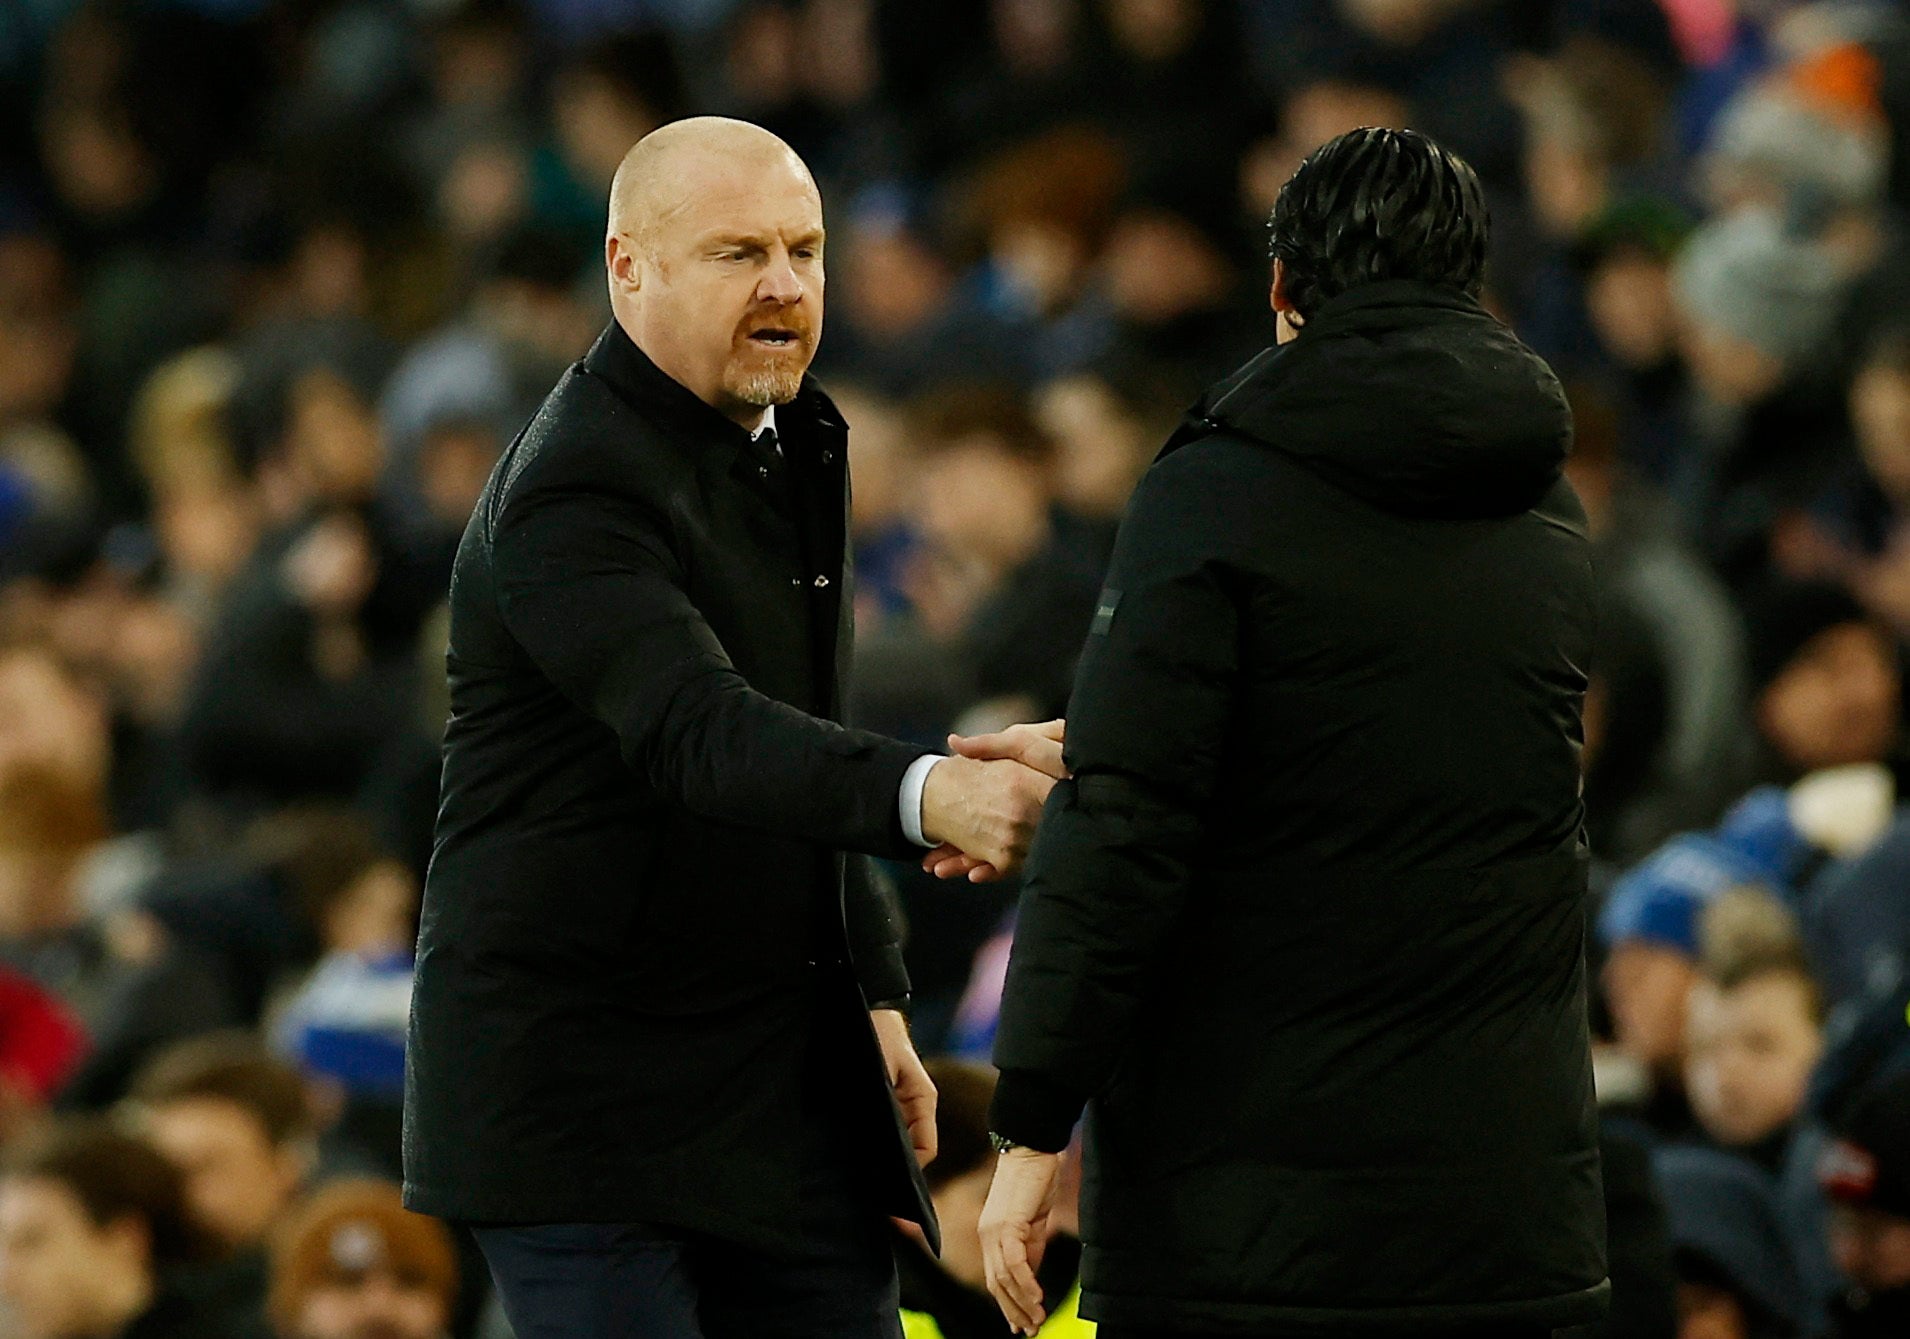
[899,754,943,848]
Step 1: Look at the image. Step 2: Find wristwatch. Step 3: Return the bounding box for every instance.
[989,1132,1025,1154]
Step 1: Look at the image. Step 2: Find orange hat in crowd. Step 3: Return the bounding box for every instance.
[1787,42,1884,127]
[268,1179,458,1332]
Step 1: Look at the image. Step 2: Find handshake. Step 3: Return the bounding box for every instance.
[917,720,1067,883]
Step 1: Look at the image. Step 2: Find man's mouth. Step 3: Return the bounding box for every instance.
[747,328,802,348]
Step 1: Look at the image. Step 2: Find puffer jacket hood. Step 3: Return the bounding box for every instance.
[1181,279,1574,519]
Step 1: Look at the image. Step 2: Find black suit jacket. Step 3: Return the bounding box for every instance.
[402,322,936,1251]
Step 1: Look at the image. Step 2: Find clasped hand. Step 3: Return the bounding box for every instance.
[918,719,1068,882]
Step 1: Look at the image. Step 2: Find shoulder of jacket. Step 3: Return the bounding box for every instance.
[1142,424,1277,499]
[495,367,688,507]
[1159,416,1268,463]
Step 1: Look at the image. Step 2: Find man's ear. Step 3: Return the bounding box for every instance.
[606,235,642,293]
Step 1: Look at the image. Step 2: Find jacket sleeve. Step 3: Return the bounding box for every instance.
[492,479,920,859]
[843,854,911,1005]
[989,445,1242,1151]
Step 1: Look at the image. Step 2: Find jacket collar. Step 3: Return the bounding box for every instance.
[581,320,758,450]
[578,320,844,461]
[1299,278,1487,332]
[1164,280,1489,451]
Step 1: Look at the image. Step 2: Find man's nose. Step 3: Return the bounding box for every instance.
[757,251,804,305]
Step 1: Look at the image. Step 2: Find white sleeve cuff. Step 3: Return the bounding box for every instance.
[899,754,944,848]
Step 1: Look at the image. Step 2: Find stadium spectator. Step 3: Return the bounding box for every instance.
[1819,1069,1910,1337]
[1568,199,1693,485]
[270,845,417,1172]
[127,1034,312,1257]
[177,336,427,815]
[1096,200,1261,391]
[1654,1144,1809,1339]
[267,1179,456,1339]
[820,191,1027,396]
[956,126,1127,381]
[0,644,131,1024]
[1670,208,1860,588]
[1599,784,1894,1142]
[1031,367,1178,571]
[1803,808,1910,1012]
[378,226,597,485]
[1741,580,1902,782]
[0,1118,223,1339]
[903,387,1102,723]
[1684,935,1826,1168]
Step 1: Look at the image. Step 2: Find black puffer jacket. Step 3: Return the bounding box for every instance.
[991,281,1607,1332]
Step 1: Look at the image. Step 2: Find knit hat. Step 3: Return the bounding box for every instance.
[1671,208,1848,365]
[268,1179,457,1331]
[1820,1069,1910,1221]
[1572,196,1694,270]
[1741,579,1872,694]
[1596,788,1807,955]
[1704,83,1887,213]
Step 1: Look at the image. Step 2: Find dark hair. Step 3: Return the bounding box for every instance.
[1712,949,1826,1026]
[906,385,1054,468]
[1267,127,1489,319]
[6,1119,209,1270]
[129,1032,314,1147]
[246,805,396,934]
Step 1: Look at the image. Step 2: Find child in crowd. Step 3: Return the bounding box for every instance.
[266,1179,457,1339]
[1685,929,1827,1169]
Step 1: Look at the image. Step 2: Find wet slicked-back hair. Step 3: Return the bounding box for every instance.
[1268,127,1489,319]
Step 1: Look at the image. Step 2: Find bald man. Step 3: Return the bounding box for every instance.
[403,119,1054,1337]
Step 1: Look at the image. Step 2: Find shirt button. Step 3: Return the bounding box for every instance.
[757,465,769,480]
[814,575,830,588]
[790,577,801,587]
[821,449,835,465]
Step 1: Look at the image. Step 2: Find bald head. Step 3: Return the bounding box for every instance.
[608,117,817,247]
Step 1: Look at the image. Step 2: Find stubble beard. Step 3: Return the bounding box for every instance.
[724,359,806,407]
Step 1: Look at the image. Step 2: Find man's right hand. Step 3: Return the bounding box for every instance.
[918,754,1055,881]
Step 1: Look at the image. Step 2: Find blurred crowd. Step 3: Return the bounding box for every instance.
[6,0,1910,1337]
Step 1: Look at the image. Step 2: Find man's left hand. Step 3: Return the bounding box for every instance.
[981,1147,1064,1336]
[871,1009,936,1168]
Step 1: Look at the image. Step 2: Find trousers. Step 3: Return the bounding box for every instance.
[472,1104,901,1339]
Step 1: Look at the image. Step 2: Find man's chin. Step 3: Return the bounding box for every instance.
[725,363,809,408]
